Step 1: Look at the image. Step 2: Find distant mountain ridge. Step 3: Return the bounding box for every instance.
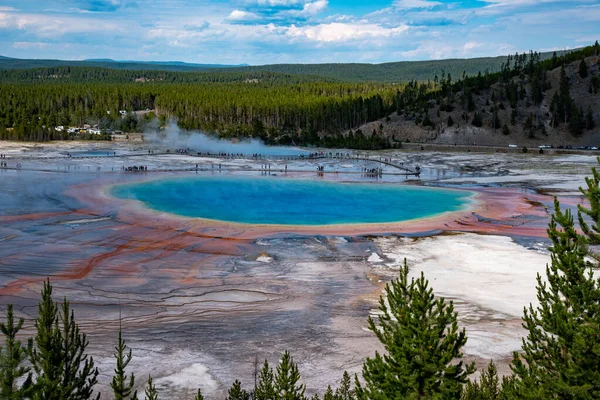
[83,58,250,68]
[0,57,244,72]
[0,48,579,82]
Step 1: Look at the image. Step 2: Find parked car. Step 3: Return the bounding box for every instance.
[508,144,519,148]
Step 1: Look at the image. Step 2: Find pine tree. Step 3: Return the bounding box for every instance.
[59,300,99,400]
[559,65,573,124]
[144,375,158,400]
[254,360,276,400]
[510,160,600,398]
[227,379,250,400]
[0,304,33,399]
[110,329,138,400]
[586,107,595,130]
[334,371,354,400]
[323,386,335,400]
[30,279,99,400]
[491,107,500,131]
[579,58,588,79]
[274,351,305,400]
[30,280,62,400]
[462,361,502,400]
[356,260,475,400]
[194,388,204,400]
[569,105,585,135]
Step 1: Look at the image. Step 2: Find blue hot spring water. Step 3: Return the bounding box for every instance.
[111,176,473,225]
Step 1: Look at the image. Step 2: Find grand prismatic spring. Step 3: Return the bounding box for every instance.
[0,141,593,397]
[111,177,473,225]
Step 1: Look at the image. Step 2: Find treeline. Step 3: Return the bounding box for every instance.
[0,81,398,148]
[3,160,600,399]
[0,68,335,85]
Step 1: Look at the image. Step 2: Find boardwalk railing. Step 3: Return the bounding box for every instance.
[2,151,420,176]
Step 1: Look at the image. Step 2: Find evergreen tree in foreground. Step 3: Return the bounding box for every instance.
[30,279,99,400]
[111,328,138,400]
[275,351,306,400]
[334,371,355,400]
[323,386,335,400]
[356,260,475,400]
[144,375,159,400]
[227,379,250,400]
[59,300,100,400]
[254,360,276,400]
[509,159,600,398]
[194,388,204,400]
[0,304,33,399]
[30,280,62,399]
[461,361,503,400]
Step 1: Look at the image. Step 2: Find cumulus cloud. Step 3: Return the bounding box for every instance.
[183,21,210,32]
[0,11,123,36]
[77,0,138,12]
[394,0,442,10]
[0,0,598,65]
[252,0,305,6]
[286,22,409,43]
[225,9,261,23]
[225,0,327,25]
[12,41,49,49]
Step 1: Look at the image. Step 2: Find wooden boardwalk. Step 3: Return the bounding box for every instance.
[1,151,421,176]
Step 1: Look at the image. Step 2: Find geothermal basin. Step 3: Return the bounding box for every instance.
[0,140,593,397]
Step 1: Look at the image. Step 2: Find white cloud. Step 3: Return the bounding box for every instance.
[286,22,409,43]
[463,41,483,51]
[300,0,327,14]
[12,41,49,49]
[225,0,327,23]
[226,9,260,22]
[394,0,442,10]
[253,0,305,5]
[0,11,123,36]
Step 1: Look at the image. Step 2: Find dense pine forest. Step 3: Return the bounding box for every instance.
[0,80,397,148]
[2,158,600,399]
[0,43,598,148]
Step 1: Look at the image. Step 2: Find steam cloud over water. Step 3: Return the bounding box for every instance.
[146,122,306,156]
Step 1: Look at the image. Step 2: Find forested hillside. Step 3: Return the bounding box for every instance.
[0,81,396,148]
[358,42,600,147]
[0,43,598,148]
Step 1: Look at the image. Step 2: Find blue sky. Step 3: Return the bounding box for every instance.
[0,0,598,64]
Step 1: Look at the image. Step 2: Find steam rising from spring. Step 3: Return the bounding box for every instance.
[145,121,306,156]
